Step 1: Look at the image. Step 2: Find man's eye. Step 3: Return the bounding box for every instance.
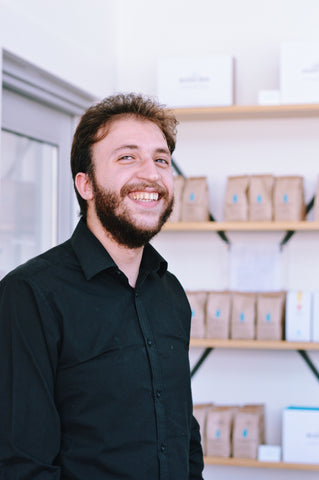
[155,158,169,165]
[120,155,133,161]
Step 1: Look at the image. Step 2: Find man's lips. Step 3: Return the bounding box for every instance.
[129,191,160,202]
[121,182,167,201]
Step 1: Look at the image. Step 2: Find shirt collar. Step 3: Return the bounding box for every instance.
[71,219,168,280]
[141,243,168,278]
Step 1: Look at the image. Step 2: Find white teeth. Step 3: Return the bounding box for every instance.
[131,192,159,201]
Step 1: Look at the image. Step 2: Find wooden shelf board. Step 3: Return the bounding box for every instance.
[204,456,319,471]
[163,221,319,232]
[190,338,319,350]
[172,104,319,120]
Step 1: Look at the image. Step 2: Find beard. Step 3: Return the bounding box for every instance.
[91,175,174,249]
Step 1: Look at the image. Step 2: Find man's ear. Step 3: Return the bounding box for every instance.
[75,172,94,201]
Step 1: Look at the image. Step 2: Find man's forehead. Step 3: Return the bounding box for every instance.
[95,116,168,149]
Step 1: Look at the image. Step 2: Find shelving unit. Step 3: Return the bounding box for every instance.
[203,457,319,471]
[168,103,319,476]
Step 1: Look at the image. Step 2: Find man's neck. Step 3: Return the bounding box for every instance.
[86,216,143,288]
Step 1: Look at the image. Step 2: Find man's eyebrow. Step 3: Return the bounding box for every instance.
[113,145,170,155]
[155,147,171,155]
[113,144,139,153]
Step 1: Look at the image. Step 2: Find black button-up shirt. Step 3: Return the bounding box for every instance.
[0,220,204,480]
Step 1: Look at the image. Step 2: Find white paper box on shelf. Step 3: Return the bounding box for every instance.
[157,56,234,108]
[258,445,281,462]
[285,291,312,342]
[280,42,319,104]
[282,407,319,464]
[311,291,319,342]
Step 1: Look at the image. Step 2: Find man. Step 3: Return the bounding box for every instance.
[0,93,204,479]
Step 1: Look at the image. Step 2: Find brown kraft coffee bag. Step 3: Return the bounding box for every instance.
[224,175,249,221]
[167,175,185,222]
[186,291,207,338]
[193,403,213,456]
[230,292,256,340]
[232,404,265,459]
[256,291,286,341]
[206,406,238,458]
[248,174,274,221]
[181,177,210,222]
[206,291,231,339]
[273,176,305,221]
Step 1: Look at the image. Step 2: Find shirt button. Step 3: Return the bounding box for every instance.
[156,390,161,399]
[160,444,167,453]
[147,338,152,346]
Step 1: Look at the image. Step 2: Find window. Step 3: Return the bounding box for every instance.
[0,50,95,277]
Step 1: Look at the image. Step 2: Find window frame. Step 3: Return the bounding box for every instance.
[1,49,97,242]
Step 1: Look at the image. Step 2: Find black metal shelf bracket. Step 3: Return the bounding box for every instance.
[280,196,315,248]
[190,347,214,378]
[298,349,319,382]
[172,158,230,246]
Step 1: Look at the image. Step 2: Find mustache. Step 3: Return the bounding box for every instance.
[120,182,168,198]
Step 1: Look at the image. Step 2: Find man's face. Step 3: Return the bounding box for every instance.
[89,116,174,248]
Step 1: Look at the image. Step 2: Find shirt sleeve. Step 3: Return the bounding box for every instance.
[0,274,61,479]
[189,413,204,480]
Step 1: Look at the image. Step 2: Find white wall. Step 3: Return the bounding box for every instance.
[113,0,319,104]
[112,1,319,479]
[0,0,115,97]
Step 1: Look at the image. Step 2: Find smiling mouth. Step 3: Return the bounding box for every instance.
[130,192,160,202]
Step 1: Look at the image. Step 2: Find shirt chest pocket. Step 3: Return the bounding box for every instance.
[58,303,144,370]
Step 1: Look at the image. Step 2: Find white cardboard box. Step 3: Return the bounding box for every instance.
[285,291,312,342]
[280,42,319,104]
[311,291,319,341]
[258,445,281,462]
[157,56,234,108]
[282,407,319,464]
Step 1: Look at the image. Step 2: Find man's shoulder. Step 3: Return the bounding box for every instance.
[161,269,188,298]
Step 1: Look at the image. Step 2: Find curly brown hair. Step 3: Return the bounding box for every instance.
[71,93,178,220]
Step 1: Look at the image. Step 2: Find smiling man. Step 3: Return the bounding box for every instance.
[74,113,175,287]
[0,93,204,480]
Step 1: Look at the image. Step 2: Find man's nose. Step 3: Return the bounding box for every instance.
[137,157,160,182]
